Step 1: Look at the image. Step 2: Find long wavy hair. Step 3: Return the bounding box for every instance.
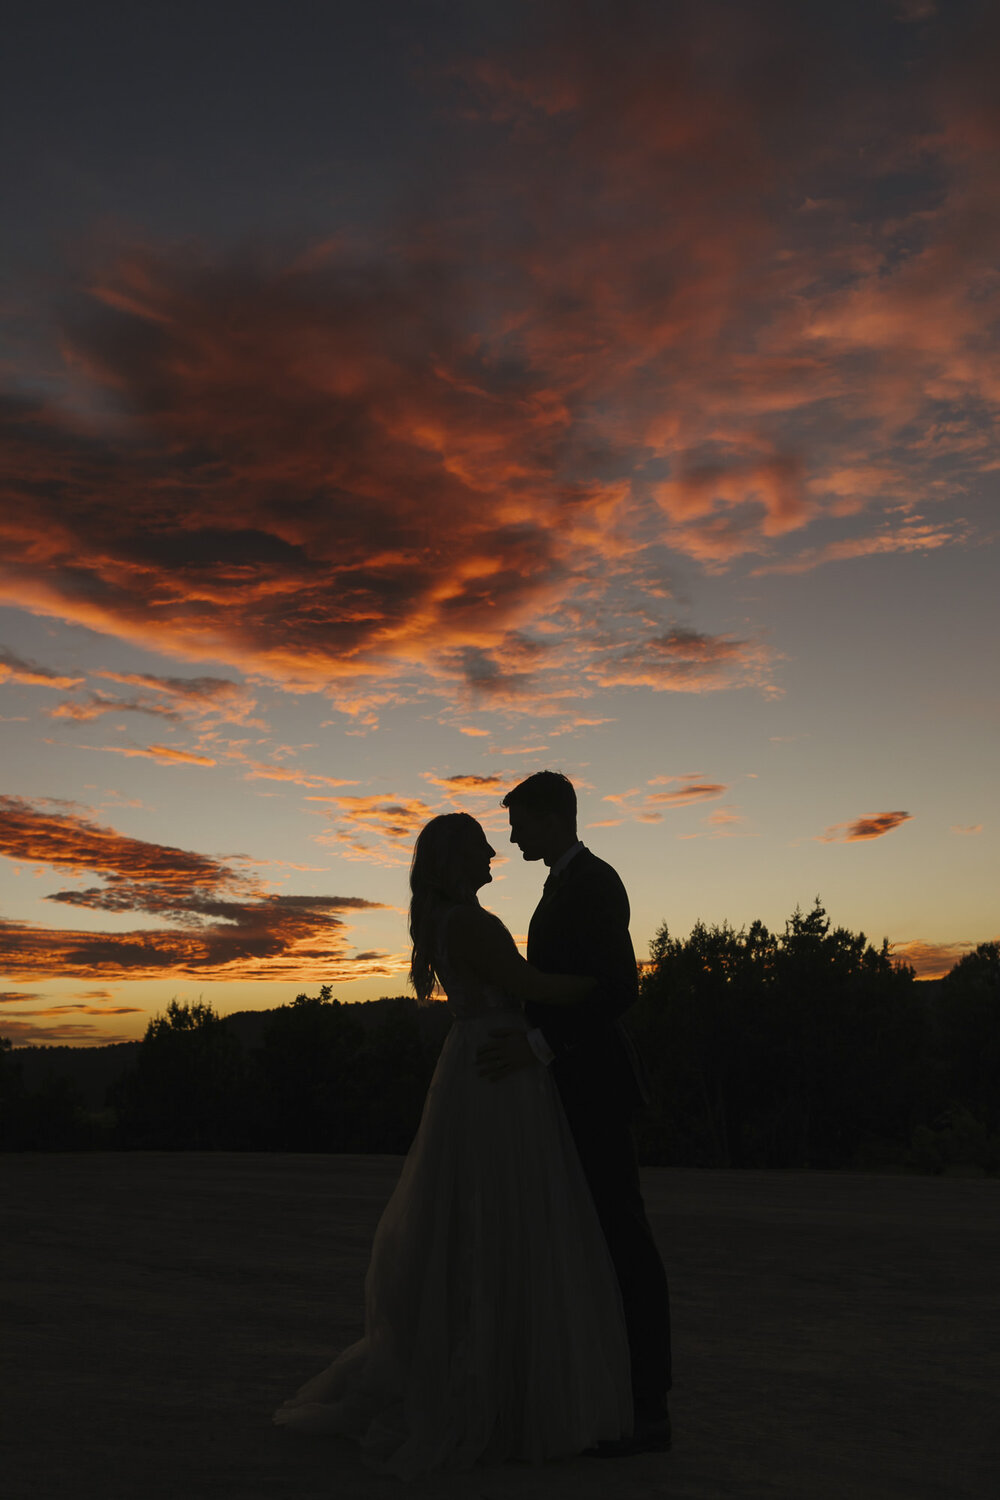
[409,812,483,1004]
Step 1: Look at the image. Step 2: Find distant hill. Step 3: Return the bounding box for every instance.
[5,981,950,1112]
[7,995,423,1108]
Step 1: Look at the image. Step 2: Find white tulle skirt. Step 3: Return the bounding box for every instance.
[272,1008,633,1479]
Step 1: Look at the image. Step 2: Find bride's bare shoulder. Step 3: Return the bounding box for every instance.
[447,904,514,951]
[447,902,504,932]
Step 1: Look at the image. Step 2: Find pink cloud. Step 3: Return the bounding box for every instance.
[2,3,995,726]
[603,775,728,824]
[654,450,808,538]
[752,520,964,576]
[819,810,912,843]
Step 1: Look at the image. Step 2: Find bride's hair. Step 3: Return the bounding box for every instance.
[409,812,483,1004]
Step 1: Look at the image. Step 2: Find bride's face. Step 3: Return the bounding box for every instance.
[458,828,495,894]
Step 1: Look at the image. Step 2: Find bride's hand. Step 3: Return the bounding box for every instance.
[476,1028,538,1083]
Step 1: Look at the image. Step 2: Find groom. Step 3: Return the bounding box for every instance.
[475,771,672,1456]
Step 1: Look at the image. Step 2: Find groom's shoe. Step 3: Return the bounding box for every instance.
[585,1407,672,1458]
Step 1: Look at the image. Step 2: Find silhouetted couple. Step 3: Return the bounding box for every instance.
[274,772,672,1478]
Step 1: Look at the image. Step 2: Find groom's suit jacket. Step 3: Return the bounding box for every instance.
[524,847,649,1119]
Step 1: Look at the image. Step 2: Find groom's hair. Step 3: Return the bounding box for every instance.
[502,770,577,825]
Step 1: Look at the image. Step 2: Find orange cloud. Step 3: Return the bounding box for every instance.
[48,694,177,722]
[890,939,976,979]
[654,450,808,537]
[0,904,389,983]
[0,794,228,886]
[1,1003,142,1017]
[752,520,963,576]
[677,806,752,841]
[951,824,983,835]
[706,808,748,834]
[0,646,83,691]
[0,796,387,981]
[603,775,728,823]
[80,743,218,767]
[2,3,994,719]
[0,250,597,718]
[48,671,265,728]
[310,794,436,864]
[236,758,358,790]
[819,811,912,843]
[422,772,506,795]
[0,1012,142,1046]
[647,783,727,812]
[591,629,776,694]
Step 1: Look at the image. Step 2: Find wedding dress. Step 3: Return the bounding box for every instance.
[272,905,632,1479]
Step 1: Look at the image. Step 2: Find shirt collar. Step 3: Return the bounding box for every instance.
[547,840,586,881]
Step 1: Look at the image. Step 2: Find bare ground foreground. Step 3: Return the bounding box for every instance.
[1,1154,997,1500]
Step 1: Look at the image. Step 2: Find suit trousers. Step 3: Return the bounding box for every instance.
[558,1088,672,1417]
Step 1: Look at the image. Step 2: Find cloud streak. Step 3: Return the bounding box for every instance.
[0,645,83,691]
[891,938,979,979]
[48,671,265,728]
[78,743,219,767]
[818,810,913,843]
[602,775,729,824]
[309,794,436,864]
[421,772,507,796]
[0,796,388,981]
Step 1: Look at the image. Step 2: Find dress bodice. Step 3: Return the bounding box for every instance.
[433,904,523,1021]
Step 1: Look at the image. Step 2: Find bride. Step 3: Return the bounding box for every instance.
[273,811,632,1479]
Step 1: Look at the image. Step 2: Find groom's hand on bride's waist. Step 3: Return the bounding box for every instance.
[475,1029,538,1082]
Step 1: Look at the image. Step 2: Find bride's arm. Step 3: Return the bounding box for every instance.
[448,906,596,1006]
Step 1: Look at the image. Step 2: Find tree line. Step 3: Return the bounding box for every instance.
[2,901,997,1174]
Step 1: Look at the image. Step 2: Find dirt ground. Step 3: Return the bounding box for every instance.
[1,1153,996,1500]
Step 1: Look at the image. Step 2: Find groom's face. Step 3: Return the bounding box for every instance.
[507,805,548,862]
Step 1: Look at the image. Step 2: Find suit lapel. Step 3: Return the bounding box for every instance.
[534,859,570,919]
[529,851,586,959]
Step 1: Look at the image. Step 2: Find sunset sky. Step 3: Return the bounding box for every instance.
[1,0,996,1046]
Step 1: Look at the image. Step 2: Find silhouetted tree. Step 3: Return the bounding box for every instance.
[6,926,996,1173]
[631,899,925,1169]
[248,987,367,1150]
[247,989,450,1151]
[910,943,1000,1174]
[0,1035,100,1149]
[110,999,244,1148]
[936,942,1000,1124]
[0,1037,26,1146]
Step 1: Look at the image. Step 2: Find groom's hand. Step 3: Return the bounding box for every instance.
[476,1028,537,1082]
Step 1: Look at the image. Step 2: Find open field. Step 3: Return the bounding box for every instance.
[1,1153,997,1500]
